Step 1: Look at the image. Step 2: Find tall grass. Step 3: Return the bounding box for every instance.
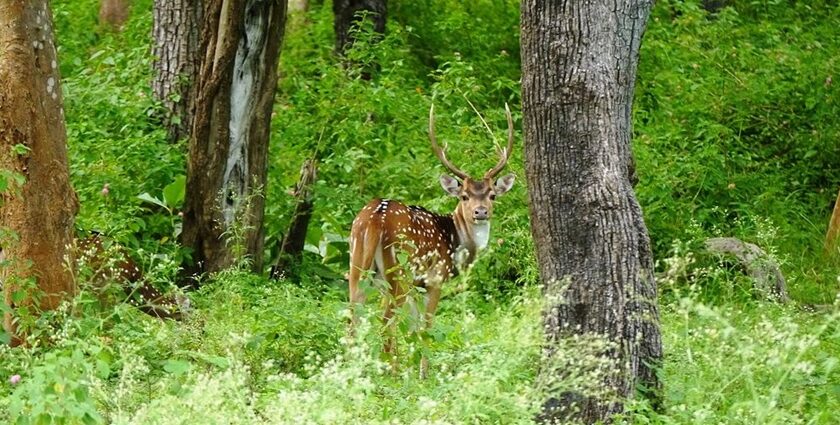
[0,1,837,424]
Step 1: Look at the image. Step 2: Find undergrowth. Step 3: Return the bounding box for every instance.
[0,0,838,424]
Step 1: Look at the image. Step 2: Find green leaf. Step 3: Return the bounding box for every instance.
[305,226,323,246]
[186,351,229,369]
[162,175,186,209]
[95,359,110,379]
[137,192,167,210]
[163,359,192,376]
[11,144,30,156]
[12,289,27,304]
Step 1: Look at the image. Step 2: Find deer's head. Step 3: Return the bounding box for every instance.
[429,104,516,225]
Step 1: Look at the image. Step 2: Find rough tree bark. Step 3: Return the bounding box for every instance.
[521,0,661,422]
[99,0,131,31]
[181,0,287,276]
[332,0,386,55]
[0,0,79,346]
[152,0,203,142]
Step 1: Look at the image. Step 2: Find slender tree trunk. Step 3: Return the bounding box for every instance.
[270,158,317,279]
[152,0,203,142]
[521,0,661,422]
[332,0,386,55]
[99,0,131,31]
[181,0,287,276]
[0,0,79,346]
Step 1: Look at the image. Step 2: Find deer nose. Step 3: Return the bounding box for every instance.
[473,207,489,220]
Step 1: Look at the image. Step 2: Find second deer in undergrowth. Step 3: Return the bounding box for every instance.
[348,104,516,377]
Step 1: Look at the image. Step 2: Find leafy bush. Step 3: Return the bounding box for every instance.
[624,295,840,424]
[267,3,527,286]
[2,0,838,424]
[55,0,185,254]
[634,0,840,302]
[7,348,103,424]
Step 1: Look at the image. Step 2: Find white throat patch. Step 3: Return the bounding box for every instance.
[472,222,490,250]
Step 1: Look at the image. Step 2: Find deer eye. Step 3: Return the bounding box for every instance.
[489,194,496,201]
[460,195,469,201]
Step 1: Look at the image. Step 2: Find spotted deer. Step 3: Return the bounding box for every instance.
[75,233,190,320]
[347,104,516,376]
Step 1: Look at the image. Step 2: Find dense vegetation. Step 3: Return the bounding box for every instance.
[1,0,838,423]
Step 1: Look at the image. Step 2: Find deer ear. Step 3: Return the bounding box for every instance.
[494,174,515,195]
[439,174,461,197]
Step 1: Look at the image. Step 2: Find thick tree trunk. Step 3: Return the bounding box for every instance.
[332,0,386,55]
[99,0,131,31]
[152,0,203,142]
[0,0,79,346]
[521,0,661,422]
[181,0,287,276]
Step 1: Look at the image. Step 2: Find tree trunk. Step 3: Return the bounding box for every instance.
[0,0,79,346]
[270,158,317,279]
[152,0,203,143]
[521,0,661,422]
[181,0,287,276]
[99,0,131,31]
[332,0,386,55]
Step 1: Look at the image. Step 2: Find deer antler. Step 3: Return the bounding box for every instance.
[429,104,469,180]
[484,103,515,179]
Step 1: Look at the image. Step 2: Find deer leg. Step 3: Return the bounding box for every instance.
[420,283,443,379]
[381,278,409,373]
[381,246,409,373]
[348,230,378,331]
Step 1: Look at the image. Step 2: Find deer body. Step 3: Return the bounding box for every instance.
[348,104,516,376]
[76,234,189,320]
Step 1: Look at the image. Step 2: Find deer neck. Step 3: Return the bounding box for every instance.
[451,205,491,267]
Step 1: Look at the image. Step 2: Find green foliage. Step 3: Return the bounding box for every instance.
[634,0,840,302]
[624,297,840,424]
[7,348,103,425]
[55,0,185,252]
[1,0,838,424]
[267,2,526,285]
[137,175,185,215]
[0,145,29,198]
